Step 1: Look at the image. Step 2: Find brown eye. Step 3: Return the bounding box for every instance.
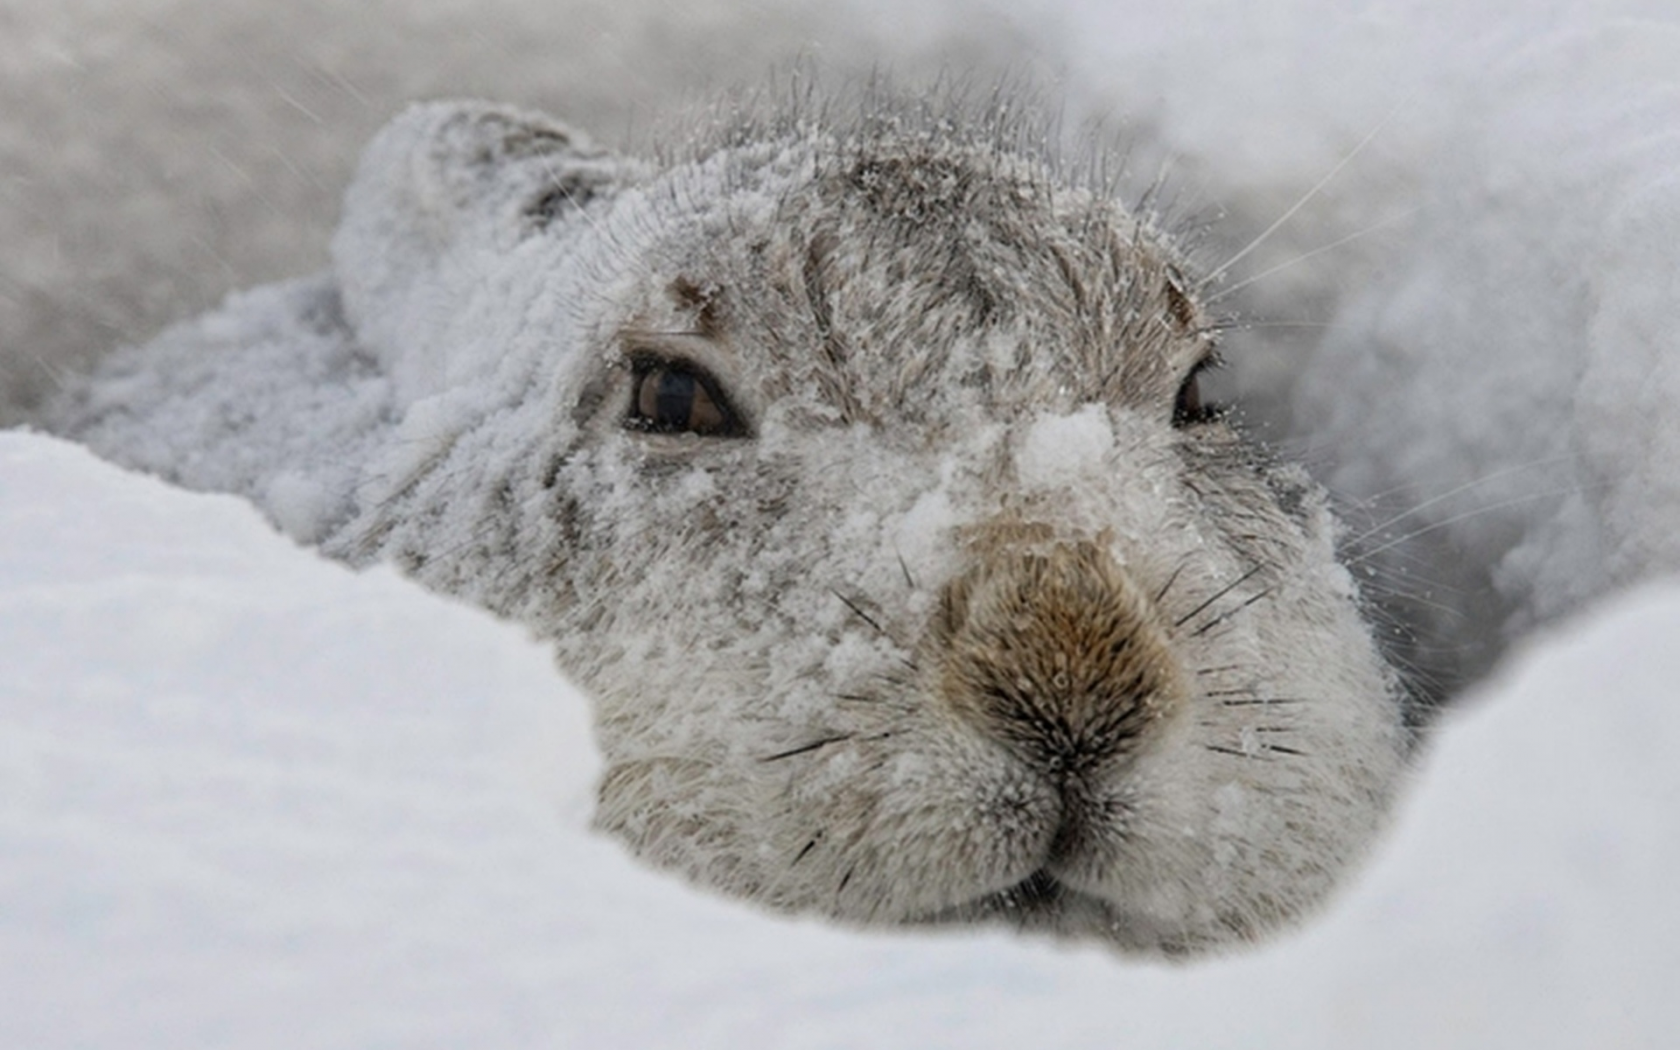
[627,359,742,437]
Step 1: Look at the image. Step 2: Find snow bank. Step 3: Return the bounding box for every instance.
[7,0,1680,1043]
[3,429,1674,1047]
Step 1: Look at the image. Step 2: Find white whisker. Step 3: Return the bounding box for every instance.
[1206,206,1421,304]
[1199,95,1413,292]
[1344,454,1581,548]
[1349,482,1607,565]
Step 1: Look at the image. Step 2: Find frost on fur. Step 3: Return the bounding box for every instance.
[47,92,1413,956]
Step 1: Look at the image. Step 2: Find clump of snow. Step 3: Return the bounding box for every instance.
[38,276,393,547]
[896,484,960,574]
[3,428,1675,1047]
[1015,405,1115,492]
[261,470,338,544]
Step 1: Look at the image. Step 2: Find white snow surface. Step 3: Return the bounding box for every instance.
[7,0,1680,1044]
[3,429,1676,1046]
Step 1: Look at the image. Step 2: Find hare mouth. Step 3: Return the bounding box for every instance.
[911,783,1133,926]
[918,869,1074,926]
[922,870,1186,950]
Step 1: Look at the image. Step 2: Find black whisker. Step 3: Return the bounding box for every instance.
[792,836,822,866]
[1190,586,1275,638]
[761,735,854,762]
[1153,563,1186,605]
[896,550,917,590]
[1173,564,1265,629]
[833,589,888,636]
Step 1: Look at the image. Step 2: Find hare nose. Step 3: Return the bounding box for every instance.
[931,536,1186,773]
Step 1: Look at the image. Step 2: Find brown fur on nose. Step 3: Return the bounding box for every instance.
[932,537,1186,772]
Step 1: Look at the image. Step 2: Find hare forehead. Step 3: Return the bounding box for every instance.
[605,144,1206,419]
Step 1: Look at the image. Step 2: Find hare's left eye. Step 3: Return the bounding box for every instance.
[627,358,743,437]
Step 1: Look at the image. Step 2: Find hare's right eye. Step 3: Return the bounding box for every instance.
[626,358,744,437]
[1171,355,1225,428]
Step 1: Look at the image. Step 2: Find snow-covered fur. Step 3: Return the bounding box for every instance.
[45,96,1410,955]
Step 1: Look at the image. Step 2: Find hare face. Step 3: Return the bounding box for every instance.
[382,122,1412,955]
[61,99,1412,956]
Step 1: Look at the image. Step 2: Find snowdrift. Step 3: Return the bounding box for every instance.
[3,431,1675,1046]
[6,0,1680,1044]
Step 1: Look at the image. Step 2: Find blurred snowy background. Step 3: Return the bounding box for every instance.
[3,0,1678,1045]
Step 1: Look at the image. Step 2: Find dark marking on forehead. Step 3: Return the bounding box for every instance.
[802,232,846,366]
[847,154,978,221]
[668,276,727,338]
[821,151,1030,331]
[1163,265,1197,333]
[800,232,869,425]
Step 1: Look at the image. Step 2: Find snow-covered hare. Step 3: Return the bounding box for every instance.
[47,93,1413,955]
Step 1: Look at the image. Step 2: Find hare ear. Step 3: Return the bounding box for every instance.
[331,100,625,389]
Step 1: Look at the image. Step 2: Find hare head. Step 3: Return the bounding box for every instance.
[73,93,1416,956]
